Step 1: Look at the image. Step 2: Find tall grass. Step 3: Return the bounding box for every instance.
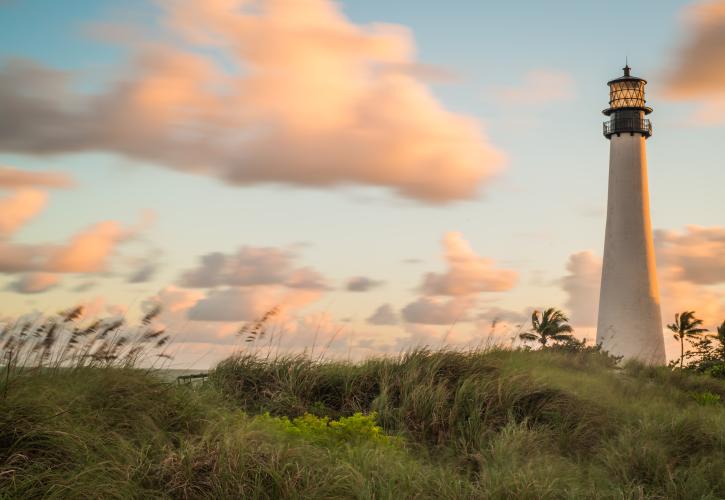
[0,306,171,396]
[1,339,724,498]
[211,348,725,498]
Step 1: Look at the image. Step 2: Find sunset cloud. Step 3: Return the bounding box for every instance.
[0,217,145,277]
[0,189,47,239]
[6,272,61,294]
[0,0,504,203]
[0,166,72,239]
[401,296,474,325]
[174,244,328,322]
[0,166,72,189]
[46,221,135,273]
[654,226,725,285]
[420,232,518,296]
[367,303,399,325]
[401,232,517,325]
[186,285,322,323]
[180,246,328,290]
[346,276,385,292]
[562,225,725,330]
[665,0,725,124]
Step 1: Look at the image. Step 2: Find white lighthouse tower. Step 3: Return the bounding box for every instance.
[596,65,666,364]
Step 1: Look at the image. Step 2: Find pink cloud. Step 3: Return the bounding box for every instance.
[654,225,725,285]
[7,272,61,294]
[367,303,399,325]
[562,226,725,333]
[47,221,134,273]
[401,296,474,325]
[0,216,145,275]
[187,286,321,323]
[0,189,46,238]
[180,245,328,291]
[0,166,72,188]
[664,0,725,124]
[420,232,518,296]
[0,0,504,203]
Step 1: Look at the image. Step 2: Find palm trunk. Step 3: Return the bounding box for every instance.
[680,336,684,370]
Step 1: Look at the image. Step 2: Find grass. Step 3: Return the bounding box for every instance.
[1,348,724,498]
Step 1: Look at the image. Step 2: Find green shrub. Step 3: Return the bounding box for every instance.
[257,411,399,447]
[691,391,722,406]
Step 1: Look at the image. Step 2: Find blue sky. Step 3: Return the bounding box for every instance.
[0,0,723,366]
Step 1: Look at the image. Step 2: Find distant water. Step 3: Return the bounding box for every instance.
[154,368,208,382]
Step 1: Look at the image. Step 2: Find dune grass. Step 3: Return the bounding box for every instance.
[1,348,724,499]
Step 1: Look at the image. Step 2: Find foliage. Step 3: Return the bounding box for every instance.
[691,391,722,406]
[2,347,725,498]
[518,308,574,346]
[546,338,623,367]
[258,411,399,447]
[673,318,725,379]
[667,311,708,370]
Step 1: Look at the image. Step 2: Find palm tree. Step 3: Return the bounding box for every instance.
[667,311,708,370]
[712,320,725,360]
[519,308,574,347]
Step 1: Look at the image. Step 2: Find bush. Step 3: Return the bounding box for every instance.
[257,411,399,447]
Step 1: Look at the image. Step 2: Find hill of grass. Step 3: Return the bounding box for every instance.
[1,348,724,498]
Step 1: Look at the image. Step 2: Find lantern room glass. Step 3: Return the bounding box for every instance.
[608,80,646,109]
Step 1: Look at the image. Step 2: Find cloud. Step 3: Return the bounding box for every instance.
[187,285,321,323]
[46,221,134,273]
[0,166,72,188]
[127,261,159,283]
[346,276,384,292]
[478,306,532,326]
[180,246,327,290]
[494,70,576,106]
[72,280,99,293]
[401,296,474,325]
[0,189,47,238]
[561,226,725,332]
[654,226,725,285]
[0,166,74,239]
[0,0,504,203]
[420,232,517,296]
[664,0,725,124]
[175,244,328,323]
[367,303,398,325]
[6,272,61,294]
[655,225,725,327]
[0,218,143,274]
[561,251,602,327]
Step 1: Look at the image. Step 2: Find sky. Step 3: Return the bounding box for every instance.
[0,0,723,368]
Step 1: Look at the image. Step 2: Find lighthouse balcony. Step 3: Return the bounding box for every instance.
[603,117,652,138]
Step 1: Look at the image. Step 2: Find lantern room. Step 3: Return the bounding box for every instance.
[602,65,652,139]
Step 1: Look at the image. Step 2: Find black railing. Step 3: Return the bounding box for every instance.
[603,118,652,138]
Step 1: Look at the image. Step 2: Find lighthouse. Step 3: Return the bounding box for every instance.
[596,65,666,364]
